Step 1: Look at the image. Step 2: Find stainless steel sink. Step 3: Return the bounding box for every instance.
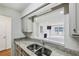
[35,47,52,56]
[27,44,41,52]
[27,44,52,56]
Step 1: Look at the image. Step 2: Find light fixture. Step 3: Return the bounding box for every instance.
[60,11,64,14]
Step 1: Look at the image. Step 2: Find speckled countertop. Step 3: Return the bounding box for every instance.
[14,38,76,56]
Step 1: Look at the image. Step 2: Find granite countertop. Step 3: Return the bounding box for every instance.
[14,38,74,56]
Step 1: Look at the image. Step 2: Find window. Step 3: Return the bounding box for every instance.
[39,24,64,38]
[55,27,59,32]
[59,27,63,32]
[53,25,64,36]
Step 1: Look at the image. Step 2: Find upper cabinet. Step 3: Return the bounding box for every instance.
[69,4,79,37]
[21,16,32,33]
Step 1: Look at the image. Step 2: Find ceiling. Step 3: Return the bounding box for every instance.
[0,3,30,12]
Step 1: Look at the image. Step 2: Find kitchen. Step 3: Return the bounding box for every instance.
[0,3,79,56]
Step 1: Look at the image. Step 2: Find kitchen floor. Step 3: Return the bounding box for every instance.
[0,49,11,56]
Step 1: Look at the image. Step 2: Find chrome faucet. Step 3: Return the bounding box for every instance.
[41,40,45,46]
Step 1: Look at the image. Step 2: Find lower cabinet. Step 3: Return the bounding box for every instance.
[15,44,29,56]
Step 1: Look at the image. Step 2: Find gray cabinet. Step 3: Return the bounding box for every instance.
[15,44,29,56]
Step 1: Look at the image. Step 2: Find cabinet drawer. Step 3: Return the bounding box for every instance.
[15,44,29,56]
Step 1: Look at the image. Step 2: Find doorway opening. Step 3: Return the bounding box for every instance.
[0,15,11,56]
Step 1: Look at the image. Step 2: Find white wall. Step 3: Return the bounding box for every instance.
[0,6,24,39]
[0,5,25,55]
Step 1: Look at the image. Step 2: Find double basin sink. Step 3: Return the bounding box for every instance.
[27,44,52,56]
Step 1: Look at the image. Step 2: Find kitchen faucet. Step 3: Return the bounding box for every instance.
[41,40,45,46]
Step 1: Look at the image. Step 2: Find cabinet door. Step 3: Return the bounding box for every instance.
[22,17,32,32]
[21,49,29,56]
